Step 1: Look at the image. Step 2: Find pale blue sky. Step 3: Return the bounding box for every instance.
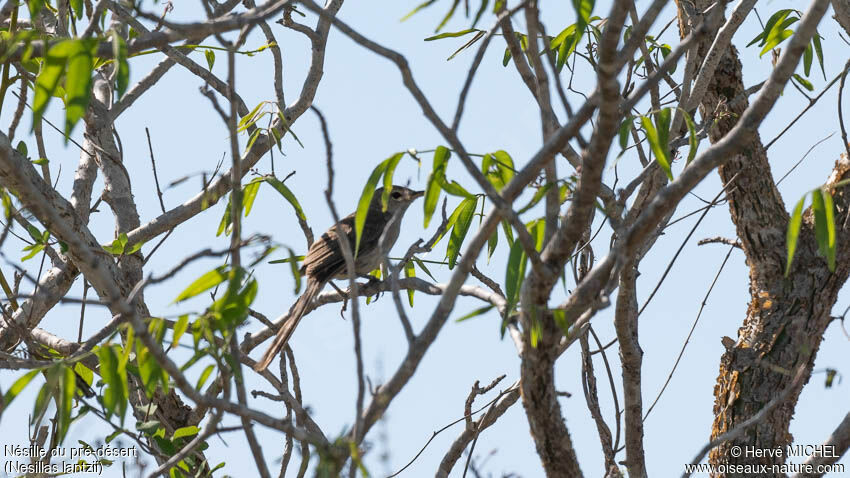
[1,0,849,476]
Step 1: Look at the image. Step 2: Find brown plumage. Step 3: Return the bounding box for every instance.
[253,186,423,372]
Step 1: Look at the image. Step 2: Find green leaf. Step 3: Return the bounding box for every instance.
[98,345,128,421]
[570,0,594,55]
[505,235,528,311]
[792,74,814,91]
[172,426,200,440]
[127,239,143,255]
[70,0,83,19]
[785,195,805,276]
[355,160,389,256]
[63,40,94,136]
[26,0,44,17]
[237,101,266,133]
[171,315,189,350]
[403,260,415,306]
[748,9,795,47]
[26,224,42,242]
[32,382,51,426]
[135,342,161,398]
[429,146,472,198]
[268,255,304,265]
[16,140,28,157]
[812,188,836,271]
[424,29,479,41]
[205,49,215,70]
[174,266,228,303]
[287,247,302,295]
[3,369,41,407]
[381,152,405,211]
[803,42,813,77]
[102,237,124,255]
[678,108,699,165]
[812,33,825,79]
[822,188,836,271]
[33,42,71,125]
[471,0,490,28]
[529,219,545,250]
[196,364,215,391]
[618,116,633,152]
[487,228,498,263]
[759,16,797,57]
[446,197,477,269]
[455,304,494,322]
[412,257,437,282]
[423,151,445,228]
[400,0,438,21]
[21,243,44,261]
[481,150,515,192]
[502,46,512,67]
[517,183,555,214]
[435,0,461,33]
[73,362,93,388]
[111,31,129,98]
[552,309,570,336]
[264,176,307,221]
[57,366,76,443]
[242,180,261,217]
[641,109,673,181]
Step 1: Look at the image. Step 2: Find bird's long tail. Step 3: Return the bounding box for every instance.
[253,279,323,372]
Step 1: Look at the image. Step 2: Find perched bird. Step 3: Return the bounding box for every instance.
[253,186,424,372]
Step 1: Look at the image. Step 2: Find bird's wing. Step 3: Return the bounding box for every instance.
[302,208,389,281]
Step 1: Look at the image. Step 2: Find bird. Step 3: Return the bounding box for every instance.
[253,185,424,372]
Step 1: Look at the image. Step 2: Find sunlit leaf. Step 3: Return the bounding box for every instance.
[172,426,200,440]
[403,260,415,306]
[455,305,494,322]
[401,0,438,21]
[205,49,215,70]
[812,33,825,79]
[487,228,498,263]
[792,74,814,91]
[424,29,479,41]
[174,266,228,303]
[678,108,699,165]
[355,159,389,256]
[63,40,95,136]
[382,152,405,211]
[641,109,673,181]
[785,195,805,276]
[242,180,261,217]
[196,365,215,391]
[446,197,478,269]
[812,188,836,271]
[264,176,306,221]
[171,315,189,350]
[2,369,41,408]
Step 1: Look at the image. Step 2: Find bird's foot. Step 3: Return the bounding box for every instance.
[328,281,348,319]
[360,275,384,301]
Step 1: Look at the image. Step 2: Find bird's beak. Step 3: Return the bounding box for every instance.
[411,190,425,199]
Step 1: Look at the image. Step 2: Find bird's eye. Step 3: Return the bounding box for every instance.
[391,191,402,200]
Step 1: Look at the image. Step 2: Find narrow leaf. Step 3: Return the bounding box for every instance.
[785,196,805,276]
[446,197,477,269]
[355,160,389,255]
[174,266,228,303]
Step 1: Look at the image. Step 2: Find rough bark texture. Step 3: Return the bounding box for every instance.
[676,1,850,475]
[519,309,584,477]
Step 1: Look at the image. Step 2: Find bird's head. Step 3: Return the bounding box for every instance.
[374,186,424,213]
